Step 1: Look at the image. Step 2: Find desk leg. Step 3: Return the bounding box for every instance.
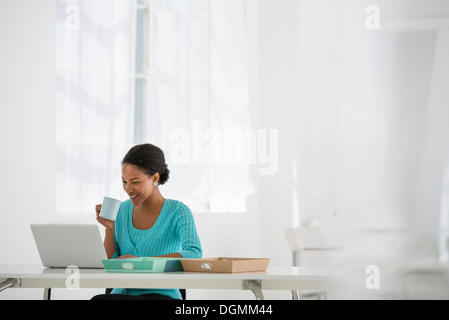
[43,288,51,300]
[242,280,264,300]
[291,290,299,300]
[0,278,18,293]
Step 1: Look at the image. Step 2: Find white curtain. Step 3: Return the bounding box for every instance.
[147,0,254,211]
[431,30,449,264]
[56,0,136,214]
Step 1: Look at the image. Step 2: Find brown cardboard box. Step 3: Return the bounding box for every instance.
[181,257,270,273]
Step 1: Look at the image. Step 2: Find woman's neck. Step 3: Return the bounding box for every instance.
[136,189,165,216]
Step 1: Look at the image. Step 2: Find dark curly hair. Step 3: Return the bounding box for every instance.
[121,143,170,185]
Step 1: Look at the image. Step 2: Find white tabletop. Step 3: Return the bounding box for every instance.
[0,264,360,291]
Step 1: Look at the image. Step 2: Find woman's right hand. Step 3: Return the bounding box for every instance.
[95,204,115,230]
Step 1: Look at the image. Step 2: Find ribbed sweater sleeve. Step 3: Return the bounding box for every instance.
[175,203,202,259]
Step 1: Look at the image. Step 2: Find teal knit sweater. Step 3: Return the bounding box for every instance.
[110,199,202,299]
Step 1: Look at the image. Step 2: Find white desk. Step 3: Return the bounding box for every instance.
[0,265,357,300]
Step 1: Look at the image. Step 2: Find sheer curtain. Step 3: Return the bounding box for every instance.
[431,30,449,264]
[55,0,136,214]
[146,0,254,212]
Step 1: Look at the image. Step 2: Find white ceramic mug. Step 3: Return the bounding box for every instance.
[99,197,121,221]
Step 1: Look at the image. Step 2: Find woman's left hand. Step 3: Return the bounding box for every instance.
[116,254,138,259]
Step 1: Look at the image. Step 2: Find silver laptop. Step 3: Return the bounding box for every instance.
[31,224,107,268]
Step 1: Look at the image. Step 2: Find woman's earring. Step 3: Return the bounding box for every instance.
[153,182,158,187]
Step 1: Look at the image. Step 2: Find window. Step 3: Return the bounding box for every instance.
[55,0,253,214]
[55,0,137,214]
[144,0,254,212]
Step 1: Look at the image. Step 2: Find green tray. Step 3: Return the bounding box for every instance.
[102,257,184,273]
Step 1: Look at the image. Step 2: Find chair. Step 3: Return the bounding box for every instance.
[105,288,186,300]
[284,226,333,299]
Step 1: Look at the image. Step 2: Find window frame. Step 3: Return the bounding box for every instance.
[134,0,149,144]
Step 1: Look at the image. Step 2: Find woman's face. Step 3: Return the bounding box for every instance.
[121,164,158,206]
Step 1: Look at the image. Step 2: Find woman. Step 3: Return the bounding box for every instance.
[92,143,202,300]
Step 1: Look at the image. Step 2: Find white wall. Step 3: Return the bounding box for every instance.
[256,0,449,281]
[0,0,56,264]
[257,0,307,266]
[0,0,106,300]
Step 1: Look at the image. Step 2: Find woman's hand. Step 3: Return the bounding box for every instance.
[95,204,114,230]
[116,254,138,259]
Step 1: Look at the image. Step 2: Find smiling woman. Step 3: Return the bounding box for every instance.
[93,143,202,300]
